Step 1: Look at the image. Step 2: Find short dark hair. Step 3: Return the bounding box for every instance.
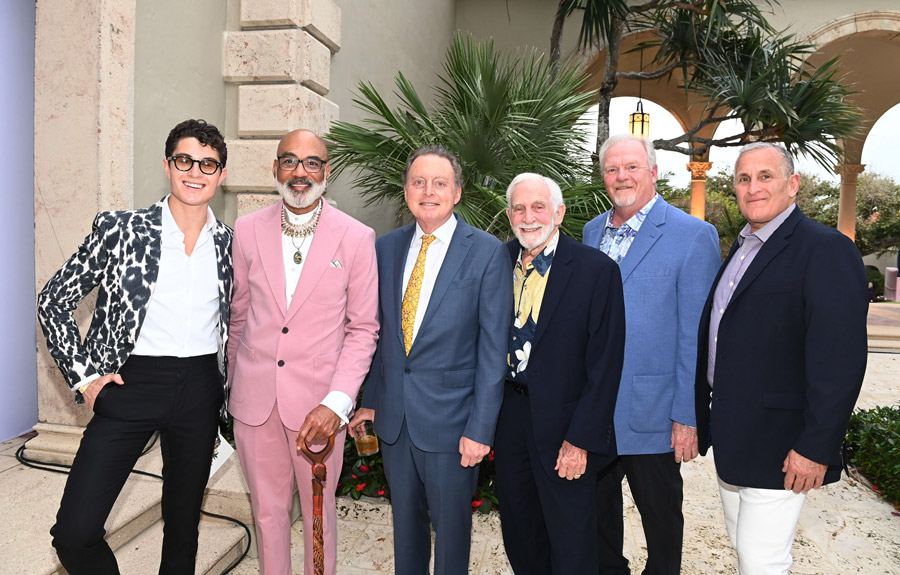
[401,145,463,189]
[165,119,227,166]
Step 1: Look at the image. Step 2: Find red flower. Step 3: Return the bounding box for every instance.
[488,450,495,461]
[471,499,483,509]
[356,483,366,492]
[359,465,370,472]
[352,474,357,479]
[377,489,385,497]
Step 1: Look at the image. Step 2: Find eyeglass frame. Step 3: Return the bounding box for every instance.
[166,154,224,175]
[276,154,328,174]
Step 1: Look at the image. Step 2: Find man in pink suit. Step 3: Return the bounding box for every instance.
[227,129,379,575]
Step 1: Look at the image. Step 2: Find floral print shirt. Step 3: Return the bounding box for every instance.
[507,232,559,384]
[598,193,659,263]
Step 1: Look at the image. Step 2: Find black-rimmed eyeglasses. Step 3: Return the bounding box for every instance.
[277,155,326,174]
[167,154,223,175]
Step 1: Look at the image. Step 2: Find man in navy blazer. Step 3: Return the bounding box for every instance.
[583,135,720,575]
[494,173,625,574]
[695,142,868,574]
[351,146,511,574]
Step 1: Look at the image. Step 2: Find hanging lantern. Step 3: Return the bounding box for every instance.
[629,100,650,138]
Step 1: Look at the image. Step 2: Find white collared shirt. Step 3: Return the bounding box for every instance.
[401,215,458,345]
[131,195,220,358]
[280,200,352,424]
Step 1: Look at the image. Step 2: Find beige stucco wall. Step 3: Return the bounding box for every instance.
[455,0,582,61]
[328,0,457,235]
[133,0,229,216]
[773,0,900,37]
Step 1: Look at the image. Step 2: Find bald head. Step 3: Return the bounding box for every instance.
[276,129,328,160]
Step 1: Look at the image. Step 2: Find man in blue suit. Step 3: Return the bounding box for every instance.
[495,173,626,574]
[696,143,868,574]
[351,145,512,574]
[583,134,720,575]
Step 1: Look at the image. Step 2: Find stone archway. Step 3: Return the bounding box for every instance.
[804,11,900,240]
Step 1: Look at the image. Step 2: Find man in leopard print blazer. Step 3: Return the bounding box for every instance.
[37,119,233,575]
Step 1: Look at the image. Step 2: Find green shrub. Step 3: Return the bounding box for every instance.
[866,266,885,298]
[845,405,900,506]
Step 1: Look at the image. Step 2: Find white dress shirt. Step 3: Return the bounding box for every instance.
[281,201,353,424]
[401,215,458,345]
[131,197,220,359]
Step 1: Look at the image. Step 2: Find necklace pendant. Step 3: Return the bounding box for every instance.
[293,250,303,265]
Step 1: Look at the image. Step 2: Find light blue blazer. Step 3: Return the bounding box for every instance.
[584,197,720,455]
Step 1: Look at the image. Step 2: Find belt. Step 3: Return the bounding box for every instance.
[505,379,529,397]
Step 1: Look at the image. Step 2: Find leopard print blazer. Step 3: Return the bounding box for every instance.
[37,197,234,415]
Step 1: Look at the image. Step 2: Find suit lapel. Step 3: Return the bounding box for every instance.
[618,200,666,282]
[728,209,801,305]
[257,203,289,315]
[124,200,164,345]
[391,225,416,349]
[417,217,473,341]
[532,234,573,347]
[286,202,347,322]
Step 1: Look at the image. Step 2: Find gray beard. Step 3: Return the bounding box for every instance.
[277,177,327,209]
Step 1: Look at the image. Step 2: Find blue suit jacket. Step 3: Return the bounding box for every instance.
[362,216,512,452]
[584,197,720,455]
[695,208,868,489]
[505,234,626,476]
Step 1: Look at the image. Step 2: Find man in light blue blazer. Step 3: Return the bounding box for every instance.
[351,145,512,575]
[583,135,720,575]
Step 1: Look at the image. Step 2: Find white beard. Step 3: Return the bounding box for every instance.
[277,176,327,209]
[515,221,556,251]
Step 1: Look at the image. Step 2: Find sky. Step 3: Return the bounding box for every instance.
[580,97,900,190]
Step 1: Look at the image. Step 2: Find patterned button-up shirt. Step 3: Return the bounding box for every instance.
[598,194,659,264]
[507,232,559,384]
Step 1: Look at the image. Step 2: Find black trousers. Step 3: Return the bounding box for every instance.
[494,387,599,575]
[596,453,684,575]
[50,354,222,575]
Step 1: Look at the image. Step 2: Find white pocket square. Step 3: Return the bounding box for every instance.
[330,260,343,268]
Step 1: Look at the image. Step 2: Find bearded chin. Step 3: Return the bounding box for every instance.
[515,223,554,250]
[612,190,637,208]
[277,176,327,209]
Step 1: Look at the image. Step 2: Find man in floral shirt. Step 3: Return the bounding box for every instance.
[495,172,625,574]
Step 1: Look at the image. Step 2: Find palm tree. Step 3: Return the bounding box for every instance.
[551,0,860,173]
[327,33,611,241]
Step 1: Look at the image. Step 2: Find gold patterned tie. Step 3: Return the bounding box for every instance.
[401,234,436,355]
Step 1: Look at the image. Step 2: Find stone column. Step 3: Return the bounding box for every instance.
[836,164,865,241]
[29,0,137,463]
[223,0,341,217]
[687,161,713,220]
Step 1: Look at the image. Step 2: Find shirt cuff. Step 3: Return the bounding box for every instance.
[319,391,353,425]
[75,374,101,394]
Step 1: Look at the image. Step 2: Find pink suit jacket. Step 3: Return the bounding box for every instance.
[227,200,379,429]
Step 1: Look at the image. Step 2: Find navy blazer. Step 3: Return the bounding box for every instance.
[695,208,868,489]
[362,216,512,452]
[506,234,626,477]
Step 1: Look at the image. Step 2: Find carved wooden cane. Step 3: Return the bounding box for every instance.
[300,434,335,575]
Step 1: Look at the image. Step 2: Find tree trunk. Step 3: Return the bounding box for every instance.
[594,18,625,176]
[549,1,566,80]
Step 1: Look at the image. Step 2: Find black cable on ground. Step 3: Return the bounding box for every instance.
[14,436,251,574]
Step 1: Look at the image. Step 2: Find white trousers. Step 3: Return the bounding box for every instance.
[717,477,807,575]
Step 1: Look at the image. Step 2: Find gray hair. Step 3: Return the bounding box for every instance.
[734,142,796,183]
[506,173,564,211]
[597,134,657,172]
[402,145,464,190]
